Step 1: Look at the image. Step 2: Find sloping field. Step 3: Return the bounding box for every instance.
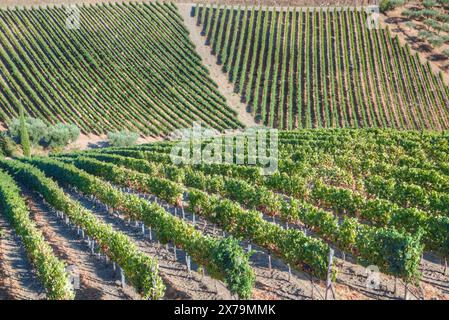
[195,5,449,130]
[0,2,242,136]
[1,129,449,299]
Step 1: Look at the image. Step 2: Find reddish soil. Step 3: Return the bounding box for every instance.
[0,214,45,300]
[25,191,137,300]
[379,5,449,85]
[92,187,449,300]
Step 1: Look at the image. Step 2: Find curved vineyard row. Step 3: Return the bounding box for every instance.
[0,158,166,299]
[54,129,449,284]
[0,169,74,300]
[194,6,449,130]
[20,157,256,299]
[0,156,256,299]
[78,129,449,258]
[61,155,423,281]
[0,2,242,136]
[3,129,449,299]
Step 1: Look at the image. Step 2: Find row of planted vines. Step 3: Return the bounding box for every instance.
[2,129,449,299]
[194,5,449,130]
[58,129,449,289]
[0,2,242,136]
[0,155,256,299]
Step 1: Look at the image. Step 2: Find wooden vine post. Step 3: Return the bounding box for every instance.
[325,248,336,300]
[404,281,409,300]
[444,258,447,275]
[310,275,314,300]
[181,204,186,220]
[394,277,398,296]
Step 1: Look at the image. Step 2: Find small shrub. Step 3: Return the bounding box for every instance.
[423,0,438,9]
[437,13,449,23]
[44,123,80,149]
[9,117,47,146]
[421,9,439,18]
[404,21,416,29]
[107,130,139,147]
[429,36,445,47]
[380,0,404,13]
[418,30,435,39]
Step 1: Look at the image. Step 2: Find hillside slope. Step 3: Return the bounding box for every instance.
[0,2,243,136]
[195,5,449,130]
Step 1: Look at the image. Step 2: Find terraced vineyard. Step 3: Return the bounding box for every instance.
[194,5,449,130]
[1,129,449,300]
[0,2,242,136]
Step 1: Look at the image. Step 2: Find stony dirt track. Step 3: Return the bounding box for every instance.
[25,190,137,300]
[177,3,257,128]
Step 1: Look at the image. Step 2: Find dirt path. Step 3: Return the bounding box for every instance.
[25,191,137,300]
[177,3,257,129]
[0,215,45,300]
[66,189,230,300]
[379,6,449,85]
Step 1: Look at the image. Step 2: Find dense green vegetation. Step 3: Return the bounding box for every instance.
[56,129,449,283]
[3,128,449,298]
[0,169,74,299]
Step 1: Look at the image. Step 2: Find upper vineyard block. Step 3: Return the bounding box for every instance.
[195,5,449,130]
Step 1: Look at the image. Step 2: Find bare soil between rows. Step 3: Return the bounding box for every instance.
[0,215,44,300]
[25,190,137,300]
[70,183,449,300]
